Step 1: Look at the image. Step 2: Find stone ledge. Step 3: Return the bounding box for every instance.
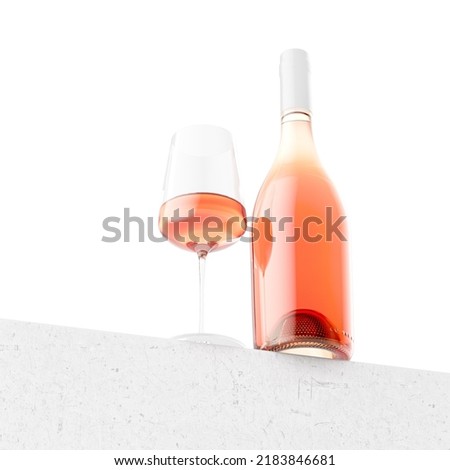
[0,319,449,449]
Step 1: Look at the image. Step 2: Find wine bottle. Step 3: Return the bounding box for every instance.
[251,49,352,359]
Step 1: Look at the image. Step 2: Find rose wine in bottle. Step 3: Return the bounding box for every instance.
[251,49,352,359]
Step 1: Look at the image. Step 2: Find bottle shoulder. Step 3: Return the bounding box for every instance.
[253,160,345,216]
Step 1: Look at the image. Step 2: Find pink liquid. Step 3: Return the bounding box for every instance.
[252,118,352,359]
[159,192,246,254]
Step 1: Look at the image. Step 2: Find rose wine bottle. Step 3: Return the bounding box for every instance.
[251,49,352,359]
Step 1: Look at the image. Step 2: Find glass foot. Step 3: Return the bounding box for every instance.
[173,333,245,348]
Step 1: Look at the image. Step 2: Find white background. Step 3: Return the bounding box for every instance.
[1,1,450,373]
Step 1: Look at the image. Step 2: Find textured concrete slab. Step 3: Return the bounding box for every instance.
[0,319,449,449]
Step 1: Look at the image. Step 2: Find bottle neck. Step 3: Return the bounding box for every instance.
[278,112,318,162]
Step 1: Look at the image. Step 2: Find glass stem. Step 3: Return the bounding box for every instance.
[198,251,207,334]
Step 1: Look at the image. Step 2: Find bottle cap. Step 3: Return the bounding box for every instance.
[280,49,311,116]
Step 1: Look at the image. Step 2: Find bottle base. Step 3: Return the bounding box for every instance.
[266,339,350,360]
[260,309,352,360]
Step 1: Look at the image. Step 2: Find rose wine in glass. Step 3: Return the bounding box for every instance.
[159,192,246,254]
[251,50,353,359]
[159,125,246,346]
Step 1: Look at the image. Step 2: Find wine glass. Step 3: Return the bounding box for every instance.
[159,125,246,346]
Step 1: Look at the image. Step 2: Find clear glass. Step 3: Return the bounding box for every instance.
[251,112,352,359]
[159,125,246,347]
